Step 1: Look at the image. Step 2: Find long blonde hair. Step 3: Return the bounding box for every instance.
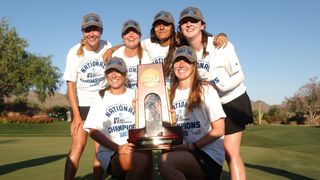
[76,38,86,57]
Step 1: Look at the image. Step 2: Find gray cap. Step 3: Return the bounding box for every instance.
[153,10,174,25]
[179,7,204,23]
[105,57,127,74]
[173,46,197,63]
[81,13,103,30]
[122,20,141,35]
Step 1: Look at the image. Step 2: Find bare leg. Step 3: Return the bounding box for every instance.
[158,151,205,180]
[224,131,246,180]
[64,127,88,180]
[126,151,153,180]
[110,151,153,180]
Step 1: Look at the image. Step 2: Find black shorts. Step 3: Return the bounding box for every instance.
[70,106,90,121]
[223,92,253,135]
[189,149,222,180]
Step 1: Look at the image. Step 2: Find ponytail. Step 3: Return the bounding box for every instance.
[76,39,86,57]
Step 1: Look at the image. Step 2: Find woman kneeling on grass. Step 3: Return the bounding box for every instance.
[158,46,226,180]
[83,57,152,180]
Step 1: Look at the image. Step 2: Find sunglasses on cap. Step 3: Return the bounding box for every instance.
[83,26,101,33]
[179,18,200,25]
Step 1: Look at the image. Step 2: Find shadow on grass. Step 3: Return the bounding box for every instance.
[75,170,231,180]
[0,154,67,175]
[0,139,22,144]
[245,163,314,180]
[74,173,93,180]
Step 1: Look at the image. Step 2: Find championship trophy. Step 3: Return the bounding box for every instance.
[128,64,182,150]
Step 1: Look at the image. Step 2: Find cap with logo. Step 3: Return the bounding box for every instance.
[122,20,141,35]
[179,7,204,23]
[105,57,128,74]
[173,46,197,63]
[81,13,103,30]
[153,10,174,25]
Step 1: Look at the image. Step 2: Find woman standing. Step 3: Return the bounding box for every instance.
[103,10,228,84]
[145,10,228,84]
[112,19,152,89]
[158,46,226,180]
[177,7,254,180]
[63,13,112,180]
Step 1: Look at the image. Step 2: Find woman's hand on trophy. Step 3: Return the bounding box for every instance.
[118,143,135,155]
[170,143,189,151]
[132,97,137,109]
[169,109,177,125]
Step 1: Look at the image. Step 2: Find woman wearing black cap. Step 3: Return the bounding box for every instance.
[158,46,226,180]
[177,7,254,180]
[63,13,112,180]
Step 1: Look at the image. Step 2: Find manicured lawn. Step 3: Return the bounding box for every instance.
[0,121,319,179]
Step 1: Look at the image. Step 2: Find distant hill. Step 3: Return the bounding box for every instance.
[27,92,69,109]
[30,93,272,112]
[251,100,271,113]
[7,92,272,113]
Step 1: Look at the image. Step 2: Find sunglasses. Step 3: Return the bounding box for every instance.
[179,18,200,25]
[83,26,101,33]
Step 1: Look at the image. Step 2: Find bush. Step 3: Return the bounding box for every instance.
[0,116,54,124]
[47,106,69,121]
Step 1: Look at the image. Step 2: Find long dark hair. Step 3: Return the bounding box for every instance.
[169,61,203,112]
[150,24,176,79]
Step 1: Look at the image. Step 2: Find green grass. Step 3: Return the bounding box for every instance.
[0,122,319,180]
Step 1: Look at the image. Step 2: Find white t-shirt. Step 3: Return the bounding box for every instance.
[83,88,135,170]
[141,38,169,64]
[112,46,152,90]
[198,37,247,104]
[63,40,112,106]
[141,38,171,86]
[172,85,226,166]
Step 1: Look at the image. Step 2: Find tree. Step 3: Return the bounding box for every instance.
[0,18,62,108]
[284,77,320,125]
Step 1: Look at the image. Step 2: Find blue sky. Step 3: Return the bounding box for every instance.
[1,0,319,105]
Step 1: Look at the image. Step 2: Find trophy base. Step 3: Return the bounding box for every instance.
[128,126,182,150]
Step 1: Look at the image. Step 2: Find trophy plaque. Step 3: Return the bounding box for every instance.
[128,64,182,150]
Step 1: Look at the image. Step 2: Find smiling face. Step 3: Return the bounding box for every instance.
[122,29,141,49]
[106,70,127,91]
[179,18,204,40]
[82,26,102,51]
[153,20,173,45]
[173,58,195,82]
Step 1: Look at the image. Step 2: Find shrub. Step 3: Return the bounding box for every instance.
[0,116,54,124]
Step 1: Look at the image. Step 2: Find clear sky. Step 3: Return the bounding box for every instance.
[1,0,319,105]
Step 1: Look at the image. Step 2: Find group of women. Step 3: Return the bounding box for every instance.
[63,6,253,180]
